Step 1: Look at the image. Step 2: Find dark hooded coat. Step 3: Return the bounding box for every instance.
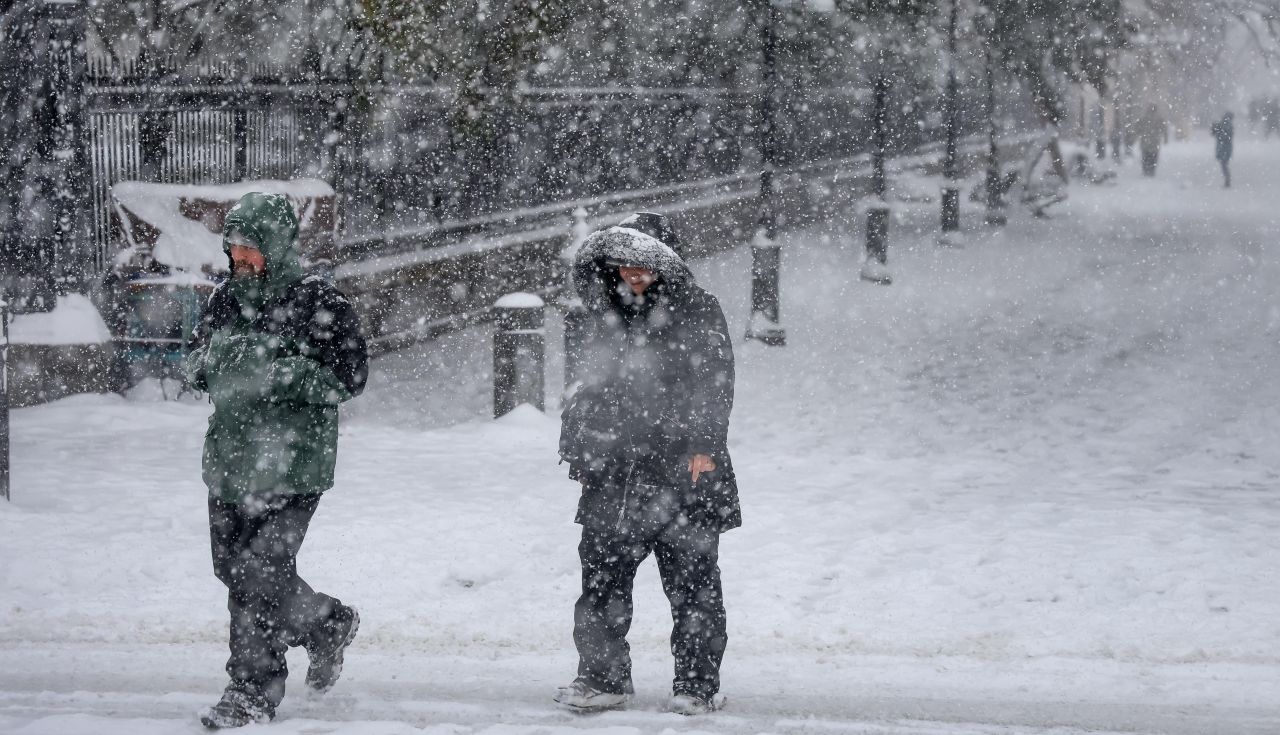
[560,226,741,533]
[1213,114,1234,162]
[185,193,368,502]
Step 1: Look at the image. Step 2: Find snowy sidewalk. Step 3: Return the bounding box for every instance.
[2,140,1280,734]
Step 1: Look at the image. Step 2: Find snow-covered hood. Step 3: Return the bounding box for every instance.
[572,226,693,311]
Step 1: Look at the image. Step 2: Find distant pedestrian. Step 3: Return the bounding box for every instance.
[555,215,739,716]
[1138,104,1166,177]
[1212,111,1235,188]
[185,192,368,729]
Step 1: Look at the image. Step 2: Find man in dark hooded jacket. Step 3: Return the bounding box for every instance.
[184,192,368,728]
[555,216,739,715]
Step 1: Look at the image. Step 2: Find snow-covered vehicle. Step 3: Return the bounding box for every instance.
[95,180,338,386]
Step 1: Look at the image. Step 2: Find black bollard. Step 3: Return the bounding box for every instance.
[941,188,961,233]
[493,294,546,418]
[1,298,9,501]
[862,75,893,285]
[981,16,1007,228]
[861,206,892,285]
[940,0,961,238]
[746,228,786,346]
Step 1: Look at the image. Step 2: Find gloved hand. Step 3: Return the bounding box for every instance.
[203,331,280,405]
[265,356,351,406]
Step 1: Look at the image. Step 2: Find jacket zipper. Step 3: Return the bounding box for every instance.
[617,322,638,533]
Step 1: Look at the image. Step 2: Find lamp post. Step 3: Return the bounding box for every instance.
[1,298,9,501]
[940,0,961,241]
[44,0,90,289]
[746,0,786,346]
[981,9,1006,226]
[860,74,892,285]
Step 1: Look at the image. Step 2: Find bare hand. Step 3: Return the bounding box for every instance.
[689,454,716,484]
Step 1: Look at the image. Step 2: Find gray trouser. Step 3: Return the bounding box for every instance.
[208,493,338,706]
[574,489,727,699]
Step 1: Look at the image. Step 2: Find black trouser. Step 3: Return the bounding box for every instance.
[208,493,339,707]
[574,500,727,699]
[1219,158,1232,188]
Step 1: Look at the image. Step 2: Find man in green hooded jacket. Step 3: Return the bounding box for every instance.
[184,192,368,729]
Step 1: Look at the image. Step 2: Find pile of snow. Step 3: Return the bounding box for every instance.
[7,293,112,345]
[111,179,334,273]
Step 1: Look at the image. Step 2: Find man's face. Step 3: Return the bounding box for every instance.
[230,244,266,278]
[618,265,656,296]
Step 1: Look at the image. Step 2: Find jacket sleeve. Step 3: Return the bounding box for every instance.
[684,290,735,455]
[183,284,236,392]
[299,279,369,400]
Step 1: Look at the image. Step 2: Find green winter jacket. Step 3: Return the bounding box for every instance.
[184,192,368,503]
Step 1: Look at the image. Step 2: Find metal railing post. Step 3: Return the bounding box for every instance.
[1,298,10,501]
[745,1,786,346]
[862,75,894,286]
[561,207,592,391]
[940,0,962,240]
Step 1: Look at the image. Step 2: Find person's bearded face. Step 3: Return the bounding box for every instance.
[230,244,266,279]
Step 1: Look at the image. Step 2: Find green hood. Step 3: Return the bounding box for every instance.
[222,192,304,299]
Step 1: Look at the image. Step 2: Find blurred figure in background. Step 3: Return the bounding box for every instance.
[1212,111,1235,189]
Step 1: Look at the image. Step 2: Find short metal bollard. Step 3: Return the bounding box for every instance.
[1,298,9,501]
[861,205,893,285]
[941,187,961,233]
[493,293,546,418]
[746,228,786,345]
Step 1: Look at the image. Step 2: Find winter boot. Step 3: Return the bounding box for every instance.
[668,691,726,715]
[553,678,633,712]
[304,604,360,693]
[199,684,275,729]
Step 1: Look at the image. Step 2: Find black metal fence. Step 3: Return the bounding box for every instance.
[83,56,347,272]
[5,0,1014,297]
[338,81,991,242]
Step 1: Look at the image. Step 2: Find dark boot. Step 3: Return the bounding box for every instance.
[199,683,275,729]
[304,604,360,693]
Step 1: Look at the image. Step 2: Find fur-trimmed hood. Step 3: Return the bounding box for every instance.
[572,226,694,311]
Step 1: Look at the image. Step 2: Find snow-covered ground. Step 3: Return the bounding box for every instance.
[3,139,1280,734]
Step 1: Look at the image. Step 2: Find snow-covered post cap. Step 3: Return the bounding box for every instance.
[493,292,545,310]
[856,196,903,218]
[561,206,592,263]
[751,227,774,249]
